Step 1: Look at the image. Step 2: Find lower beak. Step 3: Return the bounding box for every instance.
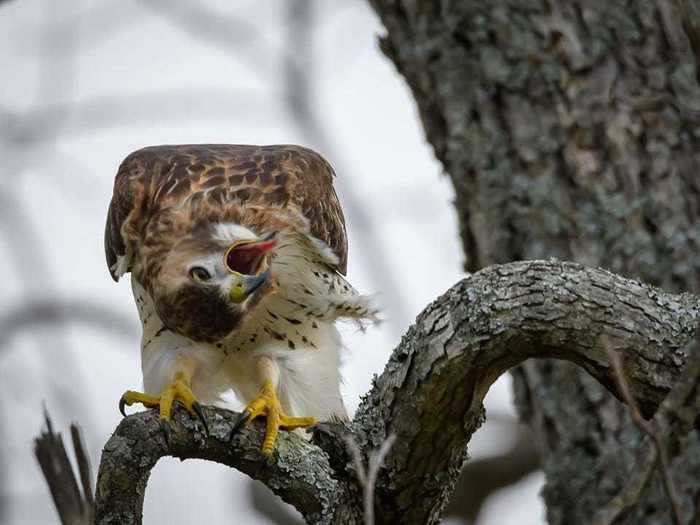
[229,269,271,304]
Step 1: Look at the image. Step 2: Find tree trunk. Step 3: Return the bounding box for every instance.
[369,0,700,522]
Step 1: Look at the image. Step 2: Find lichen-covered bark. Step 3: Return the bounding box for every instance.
[95,405,351,525]
[368,0,700,522]
[95,261,700,524]
[353,261,699,524]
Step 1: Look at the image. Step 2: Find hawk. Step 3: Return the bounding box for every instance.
[105,144,377,454]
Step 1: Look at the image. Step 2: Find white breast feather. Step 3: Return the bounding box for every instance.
[130,232,378,422]
[131,277,227,403]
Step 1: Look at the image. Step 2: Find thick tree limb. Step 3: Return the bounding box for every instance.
[352,260,698,523]
[95,261,700,524]
[95,406,350,525]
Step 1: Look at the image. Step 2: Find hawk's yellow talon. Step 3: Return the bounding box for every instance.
[118,372,207,434]
[240,379,316,455]
[119,390,160,416]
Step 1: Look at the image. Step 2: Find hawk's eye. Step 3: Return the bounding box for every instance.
[189,266,212,283]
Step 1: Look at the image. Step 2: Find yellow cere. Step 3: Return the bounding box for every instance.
[229,279,248,303]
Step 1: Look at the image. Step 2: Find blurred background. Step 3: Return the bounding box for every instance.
[0,1,544,523]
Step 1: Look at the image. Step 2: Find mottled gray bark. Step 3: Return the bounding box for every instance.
[95,261,700,524]
[368,0,700,523]
[95,404,351,525]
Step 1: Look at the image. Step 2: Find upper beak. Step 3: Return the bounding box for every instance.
[229,269,271,304]
[243,231,277,255]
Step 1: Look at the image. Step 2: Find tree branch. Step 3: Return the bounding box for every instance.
[352,260,699,523]
[95,405,353,525]
[94,260,700,524]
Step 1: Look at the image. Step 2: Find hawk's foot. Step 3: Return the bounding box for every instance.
[232,379,315,456]
[119,373,208,437]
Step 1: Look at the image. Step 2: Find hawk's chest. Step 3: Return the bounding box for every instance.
[220,292,322,356]
[132,277,165,346]
[219,235,351,355]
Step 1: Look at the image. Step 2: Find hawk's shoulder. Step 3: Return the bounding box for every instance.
[271,145,348,274]
[104,144,348,281]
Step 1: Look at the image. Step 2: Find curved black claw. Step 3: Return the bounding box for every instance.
[160,419,171,445]
[119,396,128,418]
[229,409,251,441]
[192,401,209,436]
[263,452,276,467]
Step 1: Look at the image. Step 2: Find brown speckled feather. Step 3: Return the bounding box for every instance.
[105,144,348,281]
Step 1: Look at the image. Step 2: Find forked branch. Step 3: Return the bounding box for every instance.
[92,260,700,524]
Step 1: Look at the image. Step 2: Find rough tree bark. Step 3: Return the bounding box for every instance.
[95,261,700,524]
[368,0,700,523]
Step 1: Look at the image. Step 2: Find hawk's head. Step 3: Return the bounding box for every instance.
[146,223,278,343]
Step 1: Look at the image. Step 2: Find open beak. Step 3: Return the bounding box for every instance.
[224,232,277,276]
[226,233,277,304]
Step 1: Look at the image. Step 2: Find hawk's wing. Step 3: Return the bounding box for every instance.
[104,144,348,281]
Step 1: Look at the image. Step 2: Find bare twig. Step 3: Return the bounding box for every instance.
[0,89,278,143]
[597,338,691,525]
[345,434,396,525]
[655,326,700,434]
[593,445,659,525]
[70,425,95,513]
[0,298,137,351]
[34,409,93,525]
[143,0,279,81]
